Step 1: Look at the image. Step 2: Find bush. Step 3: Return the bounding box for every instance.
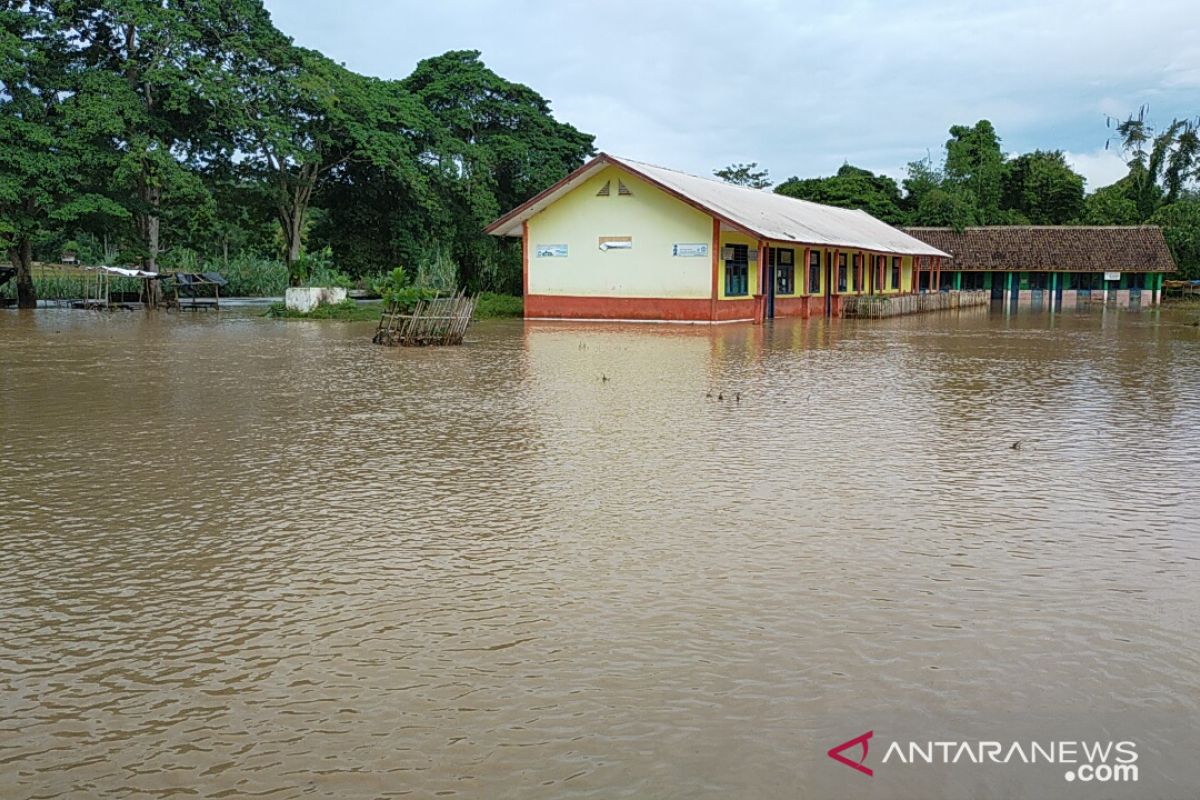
[474,292,523,318]
[220,255,289,296]
[265,298,380,321]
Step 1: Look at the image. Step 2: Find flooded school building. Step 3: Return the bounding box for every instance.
[486,154,1175,322]
[903,226,1175,310]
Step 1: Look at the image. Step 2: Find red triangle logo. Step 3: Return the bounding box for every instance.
[827,730,874,776]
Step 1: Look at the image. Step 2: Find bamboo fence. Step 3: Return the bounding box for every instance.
[842,290,991,319]
[373,291,477,346]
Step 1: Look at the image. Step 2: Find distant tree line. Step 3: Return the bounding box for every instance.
[719,117,1200,279]
[0,1,595,307]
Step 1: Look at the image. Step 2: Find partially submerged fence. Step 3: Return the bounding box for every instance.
[842,290,990,319]
[373,291,477,346]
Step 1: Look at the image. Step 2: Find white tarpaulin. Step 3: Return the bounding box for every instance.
[89,265,160,279]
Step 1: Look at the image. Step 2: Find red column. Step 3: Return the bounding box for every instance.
[802,247,811,319]
[709,218,720,322]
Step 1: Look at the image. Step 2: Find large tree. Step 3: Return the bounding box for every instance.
[715,162,771,189]
[400,50,595,291]
[60,0,282,280]
[1082,182,1140,225]
[775,164,905,224]
[1001,150,1085,224]
[943,120,1006,224]
[237,46,430,283]
[1111,107,1200,219]
[1,0,125,306]
[1150,199,1200,280]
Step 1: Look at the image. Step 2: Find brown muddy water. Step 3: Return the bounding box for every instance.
[2,306,1199,799]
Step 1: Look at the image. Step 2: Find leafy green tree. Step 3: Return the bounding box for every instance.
[775,164,905,224]
[944,120,1005,223]
[60,0,283,280]
[902,157,978,228]
[714,162,771,189]
[1111,107,1199,218]
[236,46,431,283]
[1082,183,1140,225]
[1150,199,1200,280]
[1001,150,1085,224]
[1,0,125,306]
[399,50,595,291]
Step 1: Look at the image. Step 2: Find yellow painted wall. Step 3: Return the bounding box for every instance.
[526,166,712,298]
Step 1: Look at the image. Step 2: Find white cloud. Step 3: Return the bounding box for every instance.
[1064,148,1130,191]
[263,0,1200,184]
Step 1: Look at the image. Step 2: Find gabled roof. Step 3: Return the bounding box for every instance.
[902,226,1177,273]
[486,153,950,258]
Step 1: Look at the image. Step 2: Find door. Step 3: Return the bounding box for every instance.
[824,251,833,317]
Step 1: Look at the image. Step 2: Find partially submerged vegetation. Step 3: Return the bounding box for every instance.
[264,293,522,322]
[265,299,381,321]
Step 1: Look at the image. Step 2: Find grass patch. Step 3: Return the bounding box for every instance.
[265,299,380,321]
[474,292,523,319]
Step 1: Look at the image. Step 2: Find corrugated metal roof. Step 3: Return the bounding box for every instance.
[486,153,950,258]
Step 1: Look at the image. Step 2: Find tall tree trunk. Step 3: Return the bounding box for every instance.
[139,182,162,307]
[286,213,303,285]
[12,237,36,309]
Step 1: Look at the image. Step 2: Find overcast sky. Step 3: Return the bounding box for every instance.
[262,0,1200,192]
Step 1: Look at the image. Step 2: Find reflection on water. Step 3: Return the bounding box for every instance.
[2,307,1199,798]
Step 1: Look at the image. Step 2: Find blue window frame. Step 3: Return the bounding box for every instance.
[725,244,749,296]
[770,247,795,295]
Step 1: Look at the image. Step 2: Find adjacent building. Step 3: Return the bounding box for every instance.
[486,153,949,322]
[903,226,1176,309]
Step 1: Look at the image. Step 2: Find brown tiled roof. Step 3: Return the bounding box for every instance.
[901,226,1176,273]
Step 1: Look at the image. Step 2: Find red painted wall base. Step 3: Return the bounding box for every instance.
[523,293,855,321]
[524,294,756,322]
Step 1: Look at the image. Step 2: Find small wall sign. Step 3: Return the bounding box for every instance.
[599,236,633,251]
[672,243,708,257]
[536,244,568,258]
[1104,271,1121,281]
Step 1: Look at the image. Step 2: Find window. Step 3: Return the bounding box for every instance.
[808,250,821,294]
[771,248,795,295]
[1129,273,1145,290]
[961,271,985,290]
[725,244,749,296]
[891,257,901,290]
[852,254,862,292]
[837,253,848,293]
[1029,272,1049,290]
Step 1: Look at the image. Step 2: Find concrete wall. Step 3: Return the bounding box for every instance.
[526,165,713,300]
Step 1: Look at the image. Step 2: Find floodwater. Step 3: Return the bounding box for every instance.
[2,306,1199,799]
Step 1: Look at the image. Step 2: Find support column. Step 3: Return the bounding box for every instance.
[754,239,767,324]
[709,218,720,322]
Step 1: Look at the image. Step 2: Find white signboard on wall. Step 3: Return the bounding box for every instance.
[672,243,708,257]
[1104,271,1121,281]
[536,244,568,258]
